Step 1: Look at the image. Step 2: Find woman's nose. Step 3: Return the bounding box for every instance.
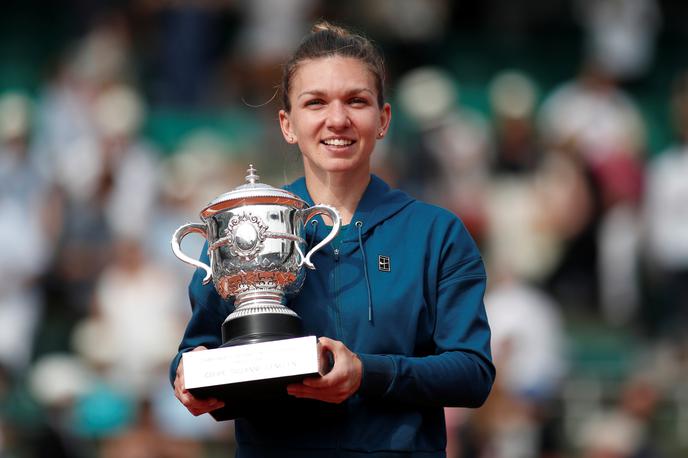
[325,102,351,129]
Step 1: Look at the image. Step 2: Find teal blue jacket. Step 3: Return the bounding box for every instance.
[171,175,495,457]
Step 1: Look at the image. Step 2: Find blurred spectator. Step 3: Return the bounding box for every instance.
[26,354,97,457]
[488,70,541,175]
[486,279,566,403]
[29,16,161,358]
[575,0,661,83]
[72,238,186,398]
[642,71,688,338]
[597,189,643,327]
[350,0,450,44]
[540,157,602,314]
[538,63,646,167]
[0,91,53,373]
[447,218,568,458]
[98,399,205,458]
[576,376,664,458]
[340,0,451,74]
[487,149,600,312]
[396,66,493,241]
[139,0,239,108]
[230,0,319,104]
[91,83,160,242]
[485,174,563,284]
[34,85,160,357]
[1,354,53,457]
[37,163,113,355]
[33,13,133,199]
[537,60,648,315]
[451,277,566,458]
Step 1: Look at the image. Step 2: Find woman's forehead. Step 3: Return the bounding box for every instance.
[291,56,376,92]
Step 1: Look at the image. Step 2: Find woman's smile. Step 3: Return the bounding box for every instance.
[320,136,357,154]
[321,137,355,148]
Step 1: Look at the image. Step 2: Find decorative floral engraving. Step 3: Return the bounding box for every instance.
[226,213,268,261]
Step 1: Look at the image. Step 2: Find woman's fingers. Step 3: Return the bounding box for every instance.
[184,395,225,416]
[174,346,225,415]
[287,337,362,403]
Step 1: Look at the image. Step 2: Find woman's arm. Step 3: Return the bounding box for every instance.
[357,222,495,407]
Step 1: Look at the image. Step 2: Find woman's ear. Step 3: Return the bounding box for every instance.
[279,110,297,144]
[377,103,392,139]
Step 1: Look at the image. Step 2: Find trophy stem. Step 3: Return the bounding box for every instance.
[221,289,303,347]
[231,290,298,319]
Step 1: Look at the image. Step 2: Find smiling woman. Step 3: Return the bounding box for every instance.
[171,21,495,458]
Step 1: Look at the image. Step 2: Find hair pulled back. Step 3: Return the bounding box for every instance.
[281,21,385,112]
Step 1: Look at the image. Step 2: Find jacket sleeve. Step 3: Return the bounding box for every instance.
[356,219,495,408]
[169,244,232,386]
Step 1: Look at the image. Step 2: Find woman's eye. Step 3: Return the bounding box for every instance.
[305,99,325,107]
[349,97,368,106]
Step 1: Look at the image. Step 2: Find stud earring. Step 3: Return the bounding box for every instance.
[378,131,384,138]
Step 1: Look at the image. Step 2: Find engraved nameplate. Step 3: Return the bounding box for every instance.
[183,335,319,390]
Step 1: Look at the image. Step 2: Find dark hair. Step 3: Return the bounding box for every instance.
[281,21,385,112]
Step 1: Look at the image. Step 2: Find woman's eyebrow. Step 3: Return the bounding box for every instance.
[297,88,374,100]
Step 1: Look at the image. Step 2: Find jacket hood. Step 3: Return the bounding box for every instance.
[285,174,415,239]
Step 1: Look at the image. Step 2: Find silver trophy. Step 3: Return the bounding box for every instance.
[171,165,340,420]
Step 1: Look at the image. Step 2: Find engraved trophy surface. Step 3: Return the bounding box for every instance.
[171,165,340,420]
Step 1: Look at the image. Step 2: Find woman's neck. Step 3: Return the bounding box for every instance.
[304,167,370,225]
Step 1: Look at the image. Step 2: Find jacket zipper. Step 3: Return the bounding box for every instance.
[332,248,343,339]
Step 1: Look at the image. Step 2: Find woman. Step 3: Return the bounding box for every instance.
[172,21,495,457]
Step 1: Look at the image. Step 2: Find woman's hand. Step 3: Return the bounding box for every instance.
[286,337,362,404]
[174,346,225,416]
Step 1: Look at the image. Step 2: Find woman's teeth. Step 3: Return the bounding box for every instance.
[323,139,353,146]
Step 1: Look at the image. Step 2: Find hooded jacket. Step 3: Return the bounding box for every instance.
[171,175,495,457]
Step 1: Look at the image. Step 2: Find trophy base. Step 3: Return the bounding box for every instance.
[183,335,326,421]
[221,312,302,347]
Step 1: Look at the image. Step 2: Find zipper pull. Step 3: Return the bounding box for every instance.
[333,248,340,261]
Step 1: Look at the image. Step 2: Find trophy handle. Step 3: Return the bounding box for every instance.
[171,223,213,285]
[299,204,341,269]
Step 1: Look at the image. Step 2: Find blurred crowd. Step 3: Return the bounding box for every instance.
[1,0,688,457]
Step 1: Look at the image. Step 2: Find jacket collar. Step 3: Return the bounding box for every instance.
[285,174,414,238]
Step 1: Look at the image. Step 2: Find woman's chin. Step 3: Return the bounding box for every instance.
[309,159,370,176]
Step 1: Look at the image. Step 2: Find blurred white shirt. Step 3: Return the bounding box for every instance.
[644,145,688,270]
[486,281,566,400]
